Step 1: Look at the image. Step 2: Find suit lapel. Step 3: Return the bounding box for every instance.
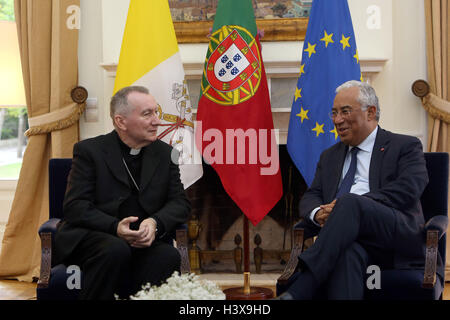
[329,142,348,200]
[369,126,390,191]
[103,131,130,187]
[140,141,161,192]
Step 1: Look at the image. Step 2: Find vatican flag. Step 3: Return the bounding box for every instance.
[114,0,203,189]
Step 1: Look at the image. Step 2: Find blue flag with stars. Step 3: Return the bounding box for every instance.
[287,0,362,187]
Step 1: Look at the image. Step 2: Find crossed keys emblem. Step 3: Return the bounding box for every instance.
[157,81,195,163]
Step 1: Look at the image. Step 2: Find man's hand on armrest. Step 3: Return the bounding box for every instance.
[312,199,337,227]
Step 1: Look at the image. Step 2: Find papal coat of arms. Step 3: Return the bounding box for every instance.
[202,25,262,106]
[157,81,195,164]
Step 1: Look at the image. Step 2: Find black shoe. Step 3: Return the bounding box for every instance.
[272,292,295,300]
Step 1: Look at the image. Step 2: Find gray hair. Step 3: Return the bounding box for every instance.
[336,80,380,121]
[110,86,149,118]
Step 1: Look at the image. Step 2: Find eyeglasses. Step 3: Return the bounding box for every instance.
[328,107,354,120]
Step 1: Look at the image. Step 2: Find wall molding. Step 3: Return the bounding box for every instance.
[100,58,387,82]
[100,58,388,145]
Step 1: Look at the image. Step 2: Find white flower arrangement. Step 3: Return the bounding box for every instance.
[126,271,226,300]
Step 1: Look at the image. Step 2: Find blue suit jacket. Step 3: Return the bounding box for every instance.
[299,127,431,273]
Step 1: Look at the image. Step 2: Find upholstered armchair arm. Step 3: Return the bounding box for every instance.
[422,215,448,289]
[424,215,448,239]
[37,218,60,289]
[38,218,61,236]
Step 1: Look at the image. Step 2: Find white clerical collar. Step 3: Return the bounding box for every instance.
[129,148,141,155]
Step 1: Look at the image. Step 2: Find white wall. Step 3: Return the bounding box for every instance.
[353,0,427,140]
[77,0,107,140]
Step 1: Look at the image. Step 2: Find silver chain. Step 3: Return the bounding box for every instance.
[122,158,140,192]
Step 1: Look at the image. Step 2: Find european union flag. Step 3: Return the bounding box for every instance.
[287,0,361,186]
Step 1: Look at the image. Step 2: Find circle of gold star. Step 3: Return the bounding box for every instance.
[330,126,339,140]
[294,87,302,101]
[340,34,350,50]
[296,107,309,123]
[320,30,334,48]
[299,64,305,77]
[312,122,325,137]
[304,42,317,58]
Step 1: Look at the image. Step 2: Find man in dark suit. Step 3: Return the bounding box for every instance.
[277,80,430,299]
[54,86,191,300]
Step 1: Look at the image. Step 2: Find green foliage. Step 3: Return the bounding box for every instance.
[0,162,21,178]
[1,108,28,140]
[7,107,26,118]
[0,0,14,21]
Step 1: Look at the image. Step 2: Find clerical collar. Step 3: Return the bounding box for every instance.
[129,148,141,155]
[115,131,142,156]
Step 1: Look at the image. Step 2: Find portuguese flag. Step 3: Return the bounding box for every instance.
[196,0,283,226]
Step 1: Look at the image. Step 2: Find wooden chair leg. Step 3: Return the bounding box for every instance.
[176,229,191,274]
[277,228,304,286]
[37,232,52,289]
[422,230,438,289]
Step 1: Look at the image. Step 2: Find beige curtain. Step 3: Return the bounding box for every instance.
[0,0,84,281]
[423,0,450,280]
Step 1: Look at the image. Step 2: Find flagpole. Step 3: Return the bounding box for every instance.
[196,0,282,300]
[243,216,250,294]
[243,216,250,273]
[223,214,273,299]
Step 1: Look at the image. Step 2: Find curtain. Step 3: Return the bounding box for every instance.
[0,0,84,282]
[423,0,450,280]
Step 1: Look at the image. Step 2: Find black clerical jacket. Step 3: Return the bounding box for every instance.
[55,131,191,263]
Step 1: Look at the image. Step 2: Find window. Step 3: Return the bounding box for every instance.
[0,0,28,179]
[0,0,13,21]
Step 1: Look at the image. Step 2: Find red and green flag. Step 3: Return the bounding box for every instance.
[195,0,283,226]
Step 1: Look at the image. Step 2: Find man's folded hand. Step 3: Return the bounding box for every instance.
[315,199,337,227]
[117,216,145,243]
[130,218,157,248]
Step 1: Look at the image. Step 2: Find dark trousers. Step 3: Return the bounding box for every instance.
[64,231,181,300]
[289,193,396,299]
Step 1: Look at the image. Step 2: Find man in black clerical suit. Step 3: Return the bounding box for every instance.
[54,86,191,300]
[277,80,435,300]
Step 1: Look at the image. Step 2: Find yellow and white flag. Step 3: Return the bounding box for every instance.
[114,0,202,189]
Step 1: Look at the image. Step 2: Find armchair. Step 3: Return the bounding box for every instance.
[36,158,190,300]
[277,152,448,300]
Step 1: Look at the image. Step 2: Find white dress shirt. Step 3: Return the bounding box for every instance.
[309,126,378,226]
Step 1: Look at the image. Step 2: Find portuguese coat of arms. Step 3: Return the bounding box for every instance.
[202,25,262,106]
